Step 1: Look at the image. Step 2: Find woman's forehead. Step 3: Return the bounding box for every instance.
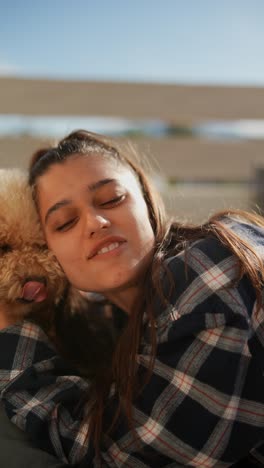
[37,154,139,201]
[45,153,131,178]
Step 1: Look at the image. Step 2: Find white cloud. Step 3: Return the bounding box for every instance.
[197,120,264,140]
[0,60,20,76]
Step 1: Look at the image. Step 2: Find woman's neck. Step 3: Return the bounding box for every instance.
[105,285,140,315]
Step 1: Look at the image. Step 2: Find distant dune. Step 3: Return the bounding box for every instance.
[1,134,263,182]
[1,77,264,121]
[1,78,264,220]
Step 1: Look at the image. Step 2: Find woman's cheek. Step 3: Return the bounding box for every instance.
[45,234,65,260]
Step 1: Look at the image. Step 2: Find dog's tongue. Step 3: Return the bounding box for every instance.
[22,281,47,303]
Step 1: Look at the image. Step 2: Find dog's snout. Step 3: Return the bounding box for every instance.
[23,276,47,286]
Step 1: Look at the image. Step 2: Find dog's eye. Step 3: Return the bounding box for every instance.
[0,244,12,253]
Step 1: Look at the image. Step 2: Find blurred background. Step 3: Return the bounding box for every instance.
[1,0,264,222]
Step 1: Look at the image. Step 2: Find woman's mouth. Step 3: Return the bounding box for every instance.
[97,241,121,255]
[88,239,126,259]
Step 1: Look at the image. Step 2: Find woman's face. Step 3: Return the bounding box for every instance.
[37,154,155,304]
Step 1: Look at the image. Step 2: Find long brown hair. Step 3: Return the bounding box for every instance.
[29,130,264,455]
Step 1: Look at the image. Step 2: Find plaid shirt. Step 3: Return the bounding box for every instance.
[0,219,264,467]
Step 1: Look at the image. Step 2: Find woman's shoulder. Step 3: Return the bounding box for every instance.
[157,216,264,316]
[167,215,264,275]
[224,214,264,246]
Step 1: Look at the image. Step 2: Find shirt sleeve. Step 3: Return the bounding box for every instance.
[0,321,91,465]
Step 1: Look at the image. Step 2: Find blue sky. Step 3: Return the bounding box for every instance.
[0,0,264,85]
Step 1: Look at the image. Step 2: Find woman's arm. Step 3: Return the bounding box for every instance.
[0,321,91,465]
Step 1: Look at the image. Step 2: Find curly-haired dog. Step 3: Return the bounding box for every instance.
[0,168,116,378]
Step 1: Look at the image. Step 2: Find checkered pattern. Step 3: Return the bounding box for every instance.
[0,219,263,467]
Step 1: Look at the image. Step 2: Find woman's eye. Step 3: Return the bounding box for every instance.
[56,218,77,232]
[100,195,125,207]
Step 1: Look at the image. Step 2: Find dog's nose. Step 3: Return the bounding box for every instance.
[0,244,12,254]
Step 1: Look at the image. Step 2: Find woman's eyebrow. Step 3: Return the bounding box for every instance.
[88,178,115,192]
[44,199,71,224]
[44,178,116,224]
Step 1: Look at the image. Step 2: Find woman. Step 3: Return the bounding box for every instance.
[0,130,263,467]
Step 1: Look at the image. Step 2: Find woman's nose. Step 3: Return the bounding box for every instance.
[85,212,111,237]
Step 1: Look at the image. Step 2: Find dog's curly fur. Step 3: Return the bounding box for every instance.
[0,168,116,378]
[0,168,66,320]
